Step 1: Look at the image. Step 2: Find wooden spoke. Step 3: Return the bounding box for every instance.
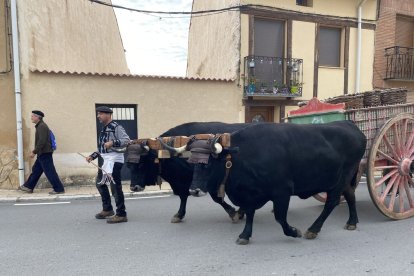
[405,125,414,151]
[403,179,414,208]
[379,173,398,202]
[374,165,398,170]
[386,176,400,211]
[401,119,408,150]
[398,178,404,213]
[377,150,399,165]
[375,169,398,188]
[393,123,402,157]
[382,135,400,161]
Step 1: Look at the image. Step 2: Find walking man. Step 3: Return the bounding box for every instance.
[19,110,65,194]
[86,106,130,224]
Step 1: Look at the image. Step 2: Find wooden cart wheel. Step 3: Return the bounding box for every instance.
[367,113,414,219]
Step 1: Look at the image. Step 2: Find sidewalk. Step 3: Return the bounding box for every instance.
[0,182,172,203]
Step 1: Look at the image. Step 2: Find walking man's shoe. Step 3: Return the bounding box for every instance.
[95,210,115,219]
[130,185,145,192]
[18,185,33,193]
[49,190,65,195]
[107,215,128,224]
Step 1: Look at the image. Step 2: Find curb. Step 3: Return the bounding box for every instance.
[0,189,173,203]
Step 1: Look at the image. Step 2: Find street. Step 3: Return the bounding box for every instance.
[1,182,413,276]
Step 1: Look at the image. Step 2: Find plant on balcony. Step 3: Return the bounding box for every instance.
[247,77,257,95]
[290,81,303,95]
[280,84,289,94]
[272,81,279,94]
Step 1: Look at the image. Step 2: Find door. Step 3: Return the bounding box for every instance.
[245,106,274,123]
[95,104,138,181]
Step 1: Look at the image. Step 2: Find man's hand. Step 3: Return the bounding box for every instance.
[104,140,114,149]
[86,156,93,163]
[30,152,35,158]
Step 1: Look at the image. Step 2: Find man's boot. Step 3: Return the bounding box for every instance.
[95,210,115,219]
[107,215,128,224]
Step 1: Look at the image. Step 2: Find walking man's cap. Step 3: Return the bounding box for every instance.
[32,110,45,117]
[96,106,113,114]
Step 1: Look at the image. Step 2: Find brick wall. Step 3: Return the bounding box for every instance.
[373,0,414,90]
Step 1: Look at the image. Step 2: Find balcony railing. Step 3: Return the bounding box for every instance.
[385,46,414,80]
[243,55,303,97]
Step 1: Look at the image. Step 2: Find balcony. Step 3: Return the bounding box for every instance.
[385,46,414,80]
[243,55,303,98]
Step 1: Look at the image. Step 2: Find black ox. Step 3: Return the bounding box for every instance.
[171,121,366,244]
[127,122,249,223]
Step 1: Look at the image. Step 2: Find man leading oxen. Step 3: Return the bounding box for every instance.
[126,122,249,223]
[167,121,366,244]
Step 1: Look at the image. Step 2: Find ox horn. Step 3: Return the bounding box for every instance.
[157,138,187,154]
[210,136,223,154]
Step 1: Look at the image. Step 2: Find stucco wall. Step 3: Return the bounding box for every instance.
[187,0,241,79]
[16,0,129,76]
[291,21,315,100]
[20,72,242,183]
[347,28,375,94]
[0,0,16,148]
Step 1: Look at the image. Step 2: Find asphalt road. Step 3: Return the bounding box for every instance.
[1,182,413,276]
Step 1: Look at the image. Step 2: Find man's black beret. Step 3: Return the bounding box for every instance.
[32,110,44,117]
[96,106,113,114]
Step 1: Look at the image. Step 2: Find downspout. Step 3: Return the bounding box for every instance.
[355,0,368,93]
[11,0,24,186]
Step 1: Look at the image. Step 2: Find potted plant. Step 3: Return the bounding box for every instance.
[290,81,303,95]
[247,77,256,95]
[272,81,279,94]
[280,84,289,94]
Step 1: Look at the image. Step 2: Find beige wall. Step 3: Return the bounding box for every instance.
[16,0,129,77]
[347,28,375,94]
[187,0,241,79]
[291,21,315,100]
[0,0,16,148]
[240,0,377,21]
[21,72,242,180]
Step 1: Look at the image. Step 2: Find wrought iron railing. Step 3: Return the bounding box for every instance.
[385,46,414,80]
[243,55,303,97]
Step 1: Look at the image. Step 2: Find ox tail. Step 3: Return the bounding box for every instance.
[350,163,364,190]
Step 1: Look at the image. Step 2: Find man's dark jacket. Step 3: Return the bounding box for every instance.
[33,120,53,156]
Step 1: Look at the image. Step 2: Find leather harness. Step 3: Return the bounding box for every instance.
[218,154,232,199]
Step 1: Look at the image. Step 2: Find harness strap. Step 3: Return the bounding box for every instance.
[218,154,232,199]
[155,158,162,189]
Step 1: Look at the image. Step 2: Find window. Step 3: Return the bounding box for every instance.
[296,0,313,7]
[319,27,342,67]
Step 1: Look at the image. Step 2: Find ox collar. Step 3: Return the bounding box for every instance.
[218,154,232,199]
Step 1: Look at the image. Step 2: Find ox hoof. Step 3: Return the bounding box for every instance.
[344,224,357,231]
[304,231,318,240]
[293,228,302,238]
[236,238,249,245]
[237,209,245,220]
[189,189,207,197]
[231,213,239,223]
[171,215,183,223]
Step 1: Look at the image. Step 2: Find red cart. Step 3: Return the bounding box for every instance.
[288,98,414,219]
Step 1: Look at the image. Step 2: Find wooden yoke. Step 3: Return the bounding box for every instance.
[154,133,232,159]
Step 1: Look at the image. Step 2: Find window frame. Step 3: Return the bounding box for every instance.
[318,26,344,68]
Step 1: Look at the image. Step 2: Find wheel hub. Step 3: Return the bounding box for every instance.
[399,158,413,176]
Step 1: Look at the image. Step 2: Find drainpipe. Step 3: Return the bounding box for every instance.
[11,0,25,186]
[355,0,368,93]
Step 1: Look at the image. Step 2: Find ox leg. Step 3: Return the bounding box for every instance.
[273,198,302,238]
[342,186,359,230]
[171,195,188,223]
[209,193,241,223]
[237,209,255,245]
[305,193,341,239]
